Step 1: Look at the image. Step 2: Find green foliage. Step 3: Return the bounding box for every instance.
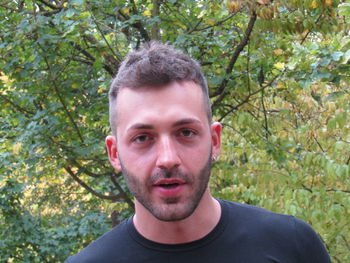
[1,0,349,262]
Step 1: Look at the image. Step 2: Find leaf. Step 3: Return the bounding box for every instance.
[331,51,343,61]
[273,49,284,55]
[310,0,318,9]
[342,49,350,63]
[143,10,151,17]
[274,62,285,70]
[205,19,216,26]
[120,7,130,14]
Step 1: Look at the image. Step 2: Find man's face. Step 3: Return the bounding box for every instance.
[106,81,221,221]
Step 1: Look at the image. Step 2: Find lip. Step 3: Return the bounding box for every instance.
[153,179,186,198]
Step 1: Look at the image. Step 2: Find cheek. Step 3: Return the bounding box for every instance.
[119,146,156,174]
[179,141,212,167]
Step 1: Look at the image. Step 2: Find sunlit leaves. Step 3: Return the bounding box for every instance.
[1,0,349,262]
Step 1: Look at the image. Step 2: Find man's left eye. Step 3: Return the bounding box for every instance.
[180,129,196,137]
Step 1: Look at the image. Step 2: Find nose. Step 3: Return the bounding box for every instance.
[156,136,181,169]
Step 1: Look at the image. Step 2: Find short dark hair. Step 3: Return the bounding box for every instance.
[109,41,212,135]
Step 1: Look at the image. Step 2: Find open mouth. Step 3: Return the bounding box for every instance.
[154,179,185,188]
[157,183,180,188]
[153,179,186,197]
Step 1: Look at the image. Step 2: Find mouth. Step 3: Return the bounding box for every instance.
[154,179,185,188]
[153,179,186,197]
[153,179,186,191]
[157,183,181,188]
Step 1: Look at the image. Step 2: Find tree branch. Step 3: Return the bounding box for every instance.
[0,93,35,116]
[39,51,85,143]
[326,188,350,194]
[65,167,122,201]
[186,18,203,34]
[74,36,118,76]
[117,0,150,41]
[70,57,94,65]
[313,135,325,153]
[37,0,62,10]
[211,11,257,106]
[52,80,85,143]
[86,8,121,62]
[110,172,134,210]
[300,13,323,45]
[70,41,96,62]
[188,13,237,33]
[151,0,160,40]
[47,19,118,76]
[0,2,21,12]
[218,72,281,122]
[69,159,105,178]
[260,89,270,138]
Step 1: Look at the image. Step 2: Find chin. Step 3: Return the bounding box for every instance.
[146,200,199,222]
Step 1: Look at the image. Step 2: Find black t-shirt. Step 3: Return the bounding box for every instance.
[65,199,331,263]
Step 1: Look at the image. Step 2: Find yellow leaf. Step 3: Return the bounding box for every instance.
[63,2,67,7]
[97,88,104,93]
[0,72,14,87]
[143,10,151,17]
[310,0,318,9]
[325,0,332,6]
[274,62,285,70]
[121,7,130,14]
[72,83,78,89]
[174,21,186,29]
[0,74,9,82]
[205,19,216,26]
[79,11,90,19]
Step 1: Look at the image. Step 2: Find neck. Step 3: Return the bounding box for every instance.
[133,189,221,244]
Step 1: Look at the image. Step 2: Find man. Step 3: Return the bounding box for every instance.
[66,42,331,262]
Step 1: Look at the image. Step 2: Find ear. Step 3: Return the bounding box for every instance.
[105,135,122,171]
[211,122,222,160]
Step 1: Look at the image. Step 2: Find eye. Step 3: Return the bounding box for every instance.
[132,134,152,144]
[179,129,196,138]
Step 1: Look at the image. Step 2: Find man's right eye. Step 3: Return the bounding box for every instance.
[133,134,151,144]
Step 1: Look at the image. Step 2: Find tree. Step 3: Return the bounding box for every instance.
[1,0,349,262]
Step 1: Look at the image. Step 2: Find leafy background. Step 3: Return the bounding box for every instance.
[0,0,349,262]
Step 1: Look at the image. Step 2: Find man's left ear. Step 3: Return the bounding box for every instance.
[211,122,222,160]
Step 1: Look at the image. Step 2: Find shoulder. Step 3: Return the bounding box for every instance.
[65,218,131,263]
[222,199,315,237]
[221,199,295,228]
[220,199,331,263]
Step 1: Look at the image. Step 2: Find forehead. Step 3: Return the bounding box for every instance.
[114,81,208,131]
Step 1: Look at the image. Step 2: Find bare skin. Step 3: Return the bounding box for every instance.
[106,81,222,244]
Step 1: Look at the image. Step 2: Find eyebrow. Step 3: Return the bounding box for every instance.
[128,118,201,131]
[173,118,201,127]
[128,123,154,130]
